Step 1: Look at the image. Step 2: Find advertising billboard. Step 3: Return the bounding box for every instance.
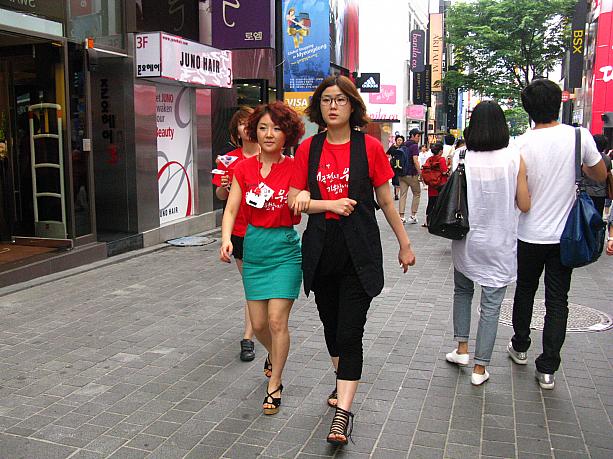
[211,0,274,49]
[410,30,425,73]
[429,13,443,92]
[282,0,330,92]
[135,32,233,88]
[156,85,194,225]
[330,0,359,71]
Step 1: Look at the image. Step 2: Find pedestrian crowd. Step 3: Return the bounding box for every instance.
[212,76,611,447]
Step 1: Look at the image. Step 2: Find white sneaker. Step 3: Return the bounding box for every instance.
[407,215,418,224]
[471,370,490,386]
[445,349,469,366]
[400,217,407,224]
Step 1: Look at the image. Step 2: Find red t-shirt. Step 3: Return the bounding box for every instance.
[234,155,301,228]
[427,155,449,197]
[290,134,394,219]
[212,148,249,237]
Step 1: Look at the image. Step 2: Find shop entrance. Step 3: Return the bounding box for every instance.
[0,32,69,265]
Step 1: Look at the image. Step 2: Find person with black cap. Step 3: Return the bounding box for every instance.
[398,128,423,224]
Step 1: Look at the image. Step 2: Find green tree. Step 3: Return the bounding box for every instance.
[445,0,575,102]
[504,106,530,137]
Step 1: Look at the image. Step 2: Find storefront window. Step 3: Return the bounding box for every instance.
[68,43,92,237]
[68,0,124,50]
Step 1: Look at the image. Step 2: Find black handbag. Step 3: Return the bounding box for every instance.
[428,150,470,240]
[560,128,606,268]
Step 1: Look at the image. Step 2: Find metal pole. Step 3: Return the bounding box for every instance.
[275,0,284,101]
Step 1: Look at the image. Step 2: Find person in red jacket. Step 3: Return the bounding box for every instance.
[212,107,259,362]
[220,102,304,416]
[424,142,448,227]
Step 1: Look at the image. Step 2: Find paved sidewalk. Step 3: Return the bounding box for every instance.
[0,211,612,459]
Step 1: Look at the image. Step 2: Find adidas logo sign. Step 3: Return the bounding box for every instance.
[361,77,378,89]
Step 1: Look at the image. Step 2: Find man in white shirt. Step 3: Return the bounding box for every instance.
[507,79,606,390]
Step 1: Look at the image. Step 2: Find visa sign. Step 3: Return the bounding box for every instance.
[284,92,313,115]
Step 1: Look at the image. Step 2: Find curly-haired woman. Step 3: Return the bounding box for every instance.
[220,101,305,416]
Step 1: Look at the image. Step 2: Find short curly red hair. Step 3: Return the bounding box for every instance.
[245,101,305,147]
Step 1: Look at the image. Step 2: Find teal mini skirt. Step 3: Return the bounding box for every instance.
[242,225,302,301]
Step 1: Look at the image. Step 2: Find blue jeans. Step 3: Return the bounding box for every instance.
[453,269,507,366]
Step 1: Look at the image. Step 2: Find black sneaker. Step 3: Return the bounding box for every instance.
[240,339,255,362]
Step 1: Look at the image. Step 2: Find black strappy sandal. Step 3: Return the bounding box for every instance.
[264,355,272,378]
[263,384,283,415]
[326,406,354,446]
[327,371,338,407]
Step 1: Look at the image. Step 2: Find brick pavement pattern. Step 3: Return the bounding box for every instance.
[0,210,612,459]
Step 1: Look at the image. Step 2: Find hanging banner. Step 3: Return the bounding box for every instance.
[446,88,458,129]
[135,32,232,88]
[282,0,330,92]
[591,7,613,134]
[211,0,274,49]
[413,65,431,106]
[429,13,443,92]
[410,30,425,72]
[330,0,359,71]
[156,85,194,225]
[568,0,588,89]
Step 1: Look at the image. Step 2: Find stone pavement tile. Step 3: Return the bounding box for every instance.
[223,442,265,458]
[447,428,480,447]
[582,431,613,450]
[551,450,589,459]
[261,440,303,458]
[549,434,588,453]
[407,445,444,459]
[516,436,551,455]
[84,434,127,455]
[412,430,446,450]
[106,446,149,459]
[69,450,105,459]
[444,443,480,459]
[53,412,93,428]
[142,420,181,437]
[481,440,516,458]
[371,448,408,459]
[547,420,582,437]
[376,432,412,451]
[147,443,188,459]
[483,426,515,443]
[275,426,314,443]
[589,446,613,459]
[106,422,143,440]
[0,433,77,458]
[518,453,549,459]
[515,422,548,439]
[199,429,240,449]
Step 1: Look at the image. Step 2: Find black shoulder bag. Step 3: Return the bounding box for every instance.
[428,150,470,240]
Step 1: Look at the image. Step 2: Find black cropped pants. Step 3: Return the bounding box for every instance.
[312,220,373,381]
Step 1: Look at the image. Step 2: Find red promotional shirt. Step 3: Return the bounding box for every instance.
[427,155,448,197]
[290,134,394,219]
[212,148,249,237]
[234,155,301,228]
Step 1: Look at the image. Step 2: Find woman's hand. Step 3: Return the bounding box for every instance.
[329,198,357,216]
[398,244,416,273]
[291,190,311,215]
[606,239,613,256]
[219,239,233,263]
[220,174,231,191]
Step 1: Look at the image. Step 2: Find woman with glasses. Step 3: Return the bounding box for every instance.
[288,76,416,446]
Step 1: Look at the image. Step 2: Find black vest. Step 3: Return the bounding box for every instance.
[302,130,384,297]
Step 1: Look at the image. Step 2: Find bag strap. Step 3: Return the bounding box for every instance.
[574,127,583,190]
[458,148,466,171]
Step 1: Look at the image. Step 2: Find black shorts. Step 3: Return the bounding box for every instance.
[231,234,244,260]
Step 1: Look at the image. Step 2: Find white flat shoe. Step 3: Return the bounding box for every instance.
[471,370,490,386]
[446,349,470,366]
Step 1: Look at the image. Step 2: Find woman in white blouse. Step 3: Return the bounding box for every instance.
[445,101,531,385]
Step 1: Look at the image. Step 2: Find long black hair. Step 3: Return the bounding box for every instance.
[465,100,509,152]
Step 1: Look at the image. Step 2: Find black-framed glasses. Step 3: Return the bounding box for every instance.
[320,95,349,106]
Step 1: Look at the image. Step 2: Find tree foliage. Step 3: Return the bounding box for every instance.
[504,106,530,137]
[445,0,575,101]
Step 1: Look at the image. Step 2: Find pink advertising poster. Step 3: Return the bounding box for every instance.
[368,85,396,104]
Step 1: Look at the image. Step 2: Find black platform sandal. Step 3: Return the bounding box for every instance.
[326,406,354,446]
[327,371,337,408]
[264,355,272,378]
[263,384,283,415]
